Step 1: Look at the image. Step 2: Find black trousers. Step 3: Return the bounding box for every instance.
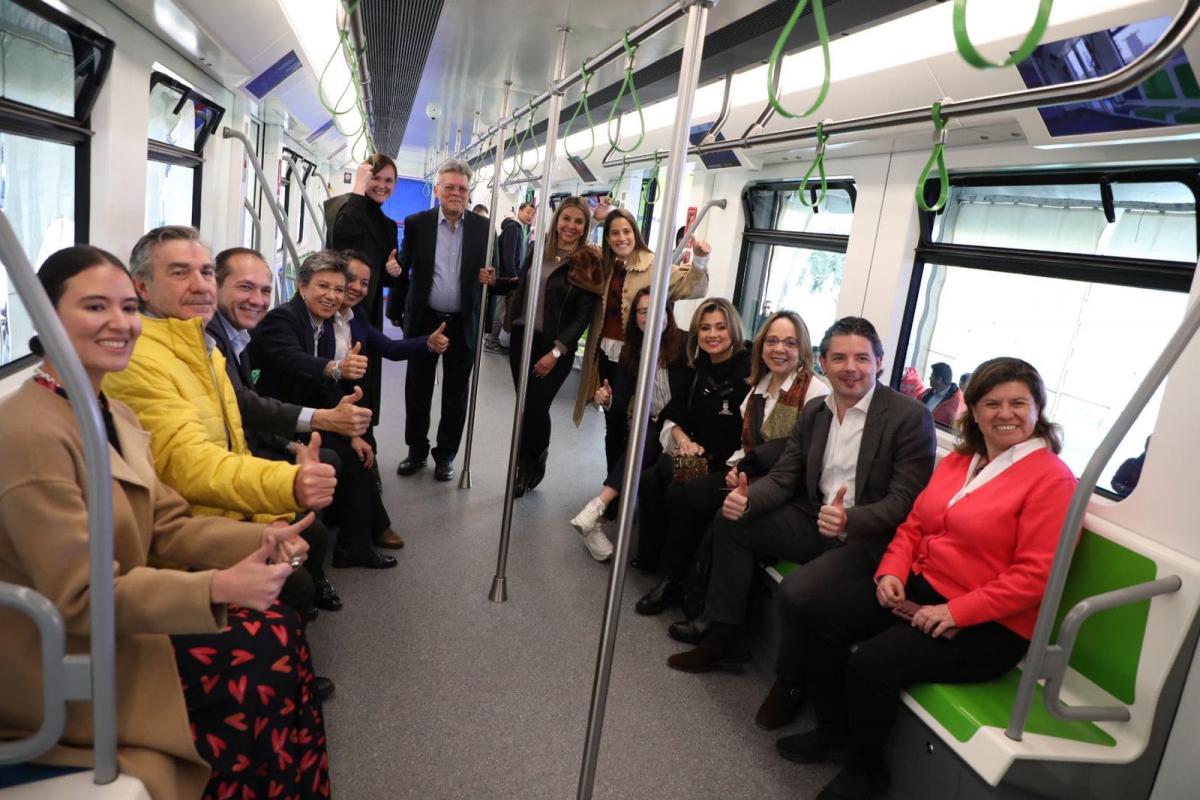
[704,501,827,626]
[306,431,390,559]
[597,355,628,473]
[404,309,475,463]
[507,326,574,462]
[660,470,728,582]
[798,572,1028,769]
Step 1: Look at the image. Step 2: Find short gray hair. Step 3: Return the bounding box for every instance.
[435,159,473,185]
[298,250,350,286]
[130,225,207,281]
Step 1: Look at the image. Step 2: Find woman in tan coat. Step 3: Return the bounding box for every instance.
[572,208,710,471]
[0,246,328,799]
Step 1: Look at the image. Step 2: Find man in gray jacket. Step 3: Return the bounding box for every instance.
[667,317,936,674]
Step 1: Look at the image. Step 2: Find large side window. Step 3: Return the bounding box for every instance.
[145,71,224,230]
[897,171,1197,498]
[0,0,112,373]
[733,180,855,342]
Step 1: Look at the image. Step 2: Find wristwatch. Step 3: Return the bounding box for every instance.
[328,361,342,380]
[836,530,849,544]
[549,347,562,359]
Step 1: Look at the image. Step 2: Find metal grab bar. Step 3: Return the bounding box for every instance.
[576,2,715,798]
[459,81,513,490]
[489,27,572,604]
[1006,272,1200,740]
[282,154,327,243]
[669,197,727,264]
[604,0,1200,168]
[223,128,302,298]
[1038,576,1183,724]
[243,199,261,251]
[699,69,736,145]
[0,212,118,782]
[435,2,689,174]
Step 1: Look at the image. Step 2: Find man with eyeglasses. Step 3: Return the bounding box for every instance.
[390,159,491,482]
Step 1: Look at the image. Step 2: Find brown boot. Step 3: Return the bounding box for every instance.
[374,529,405,549]
[755,680,805,730]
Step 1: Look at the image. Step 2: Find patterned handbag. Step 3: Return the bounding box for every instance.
[671,453,709,484]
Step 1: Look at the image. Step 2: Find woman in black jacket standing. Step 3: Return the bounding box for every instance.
[480,196,604,495]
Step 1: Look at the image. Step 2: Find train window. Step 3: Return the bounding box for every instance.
[898,171,1198,497]
[241,118,265,249]
[0,0,113,375]
[734,181,855,340]
[145,73,224,230]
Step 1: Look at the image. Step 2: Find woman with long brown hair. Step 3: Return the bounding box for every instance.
[481,196,605,494]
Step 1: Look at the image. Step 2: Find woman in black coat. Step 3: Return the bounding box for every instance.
[480,196,605,495]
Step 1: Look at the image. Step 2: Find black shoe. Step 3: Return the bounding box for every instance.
[396,455,426,476]
[666,628,752,673]
[776,728,851,766]
[332,549,399,569]
[756,679,806,730]
[636,579,681,616]
[434,459,454,482]
[303,607,319,623]
[668,613,714,644]
[525,449,548,491]
[314,676,335,704]
[314,578,343,611]
[628,556,660,573]
[816,766,888,800]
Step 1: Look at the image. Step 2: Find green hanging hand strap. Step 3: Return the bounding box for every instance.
[607,158,629,203]
[798,122,829,209]
[953,0,1054,69]
[915,102,950,213]
[516,101,538,173]
[502,118,524,181]
[644,152,664,208]
[564,62,596,160]
[606,32,646,154]
[767,0,831,119]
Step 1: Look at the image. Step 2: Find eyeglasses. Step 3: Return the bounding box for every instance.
[764,337,800,350]
[440,184,470,195]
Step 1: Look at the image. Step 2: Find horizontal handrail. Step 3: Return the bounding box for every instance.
[604,0,1200,167]
[0,211,117,782]
[1041,575,1182,723]
[0,583,68,762]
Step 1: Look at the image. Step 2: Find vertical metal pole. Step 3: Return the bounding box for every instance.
[281,154,327,243]
[459,81,512,489]
[0,212,118,783]
[489,26,571,602]
[576,3,713,797]
[222,129,301,295]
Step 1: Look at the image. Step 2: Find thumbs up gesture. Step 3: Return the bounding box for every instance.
[722,471,751,521]
[594,378,612,408]
[263,511,314,566]
[385,248,401,277]
[426,321,449,353]
[337,341,369,380]
[292,432,337,510]
[209,532,296,610]
[817,485,849,538]
[312,385,372,436]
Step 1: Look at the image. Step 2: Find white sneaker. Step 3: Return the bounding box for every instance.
[570,497,606,536]
[583,528,614,561]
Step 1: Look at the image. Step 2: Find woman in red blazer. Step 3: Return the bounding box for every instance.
[774,357,1076,800]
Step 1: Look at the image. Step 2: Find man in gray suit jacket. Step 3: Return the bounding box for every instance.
[667,317,936,674]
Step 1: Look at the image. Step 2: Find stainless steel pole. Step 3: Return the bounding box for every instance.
[576,2,714,797]
[0,212,118,783]
[223,129,302,295]
[281,153,327,243]
[489,27,570,603]
[460,81,512,489]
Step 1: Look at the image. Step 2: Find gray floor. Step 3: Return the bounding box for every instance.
[308,344,838,799]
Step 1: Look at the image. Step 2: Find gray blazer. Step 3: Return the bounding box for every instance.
[746,382,936,561]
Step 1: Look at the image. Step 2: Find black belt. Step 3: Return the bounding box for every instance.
[429,309,462,320]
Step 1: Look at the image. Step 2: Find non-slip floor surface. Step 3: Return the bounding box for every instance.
[308,344,837,799]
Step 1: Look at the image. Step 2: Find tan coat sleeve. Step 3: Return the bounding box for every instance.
[148,472,263,570]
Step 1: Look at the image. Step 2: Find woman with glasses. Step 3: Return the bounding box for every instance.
[636,310,829,616]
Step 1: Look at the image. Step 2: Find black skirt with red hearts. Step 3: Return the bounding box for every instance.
[171,602,331,799]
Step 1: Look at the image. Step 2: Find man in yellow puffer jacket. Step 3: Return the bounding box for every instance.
[104,227,338,627]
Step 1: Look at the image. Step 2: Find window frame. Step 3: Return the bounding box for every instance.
[895,166,1200,498]
[145,71,225,229]
[732,179,857,316]
[0,0,114,380]
[281,146,318,245]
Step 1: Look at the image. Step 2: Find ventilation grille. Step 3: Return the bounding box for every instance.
[361,0,445,156]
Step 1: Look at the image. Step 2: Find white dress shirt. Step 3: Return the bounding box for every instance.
[947,437,1048,508]
[725,371,830,466]
[818,382,877,508]
[333,307,353,360]
[428,207,464,313]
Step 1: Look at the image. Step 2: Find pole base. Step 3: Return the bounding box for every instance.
[458,469,472,489]
[488,576,508,603]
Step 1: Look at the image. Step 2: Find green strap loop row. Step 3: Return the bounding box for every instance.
[915,103,950,213]
[767,0,832,120]
[952,0,1053,70]
[606,32,646,154]
[563,63,596,160]
[798,122,829,209]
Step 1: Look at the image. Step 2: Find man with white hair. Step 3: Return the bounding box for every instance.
[390,159,491,482]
